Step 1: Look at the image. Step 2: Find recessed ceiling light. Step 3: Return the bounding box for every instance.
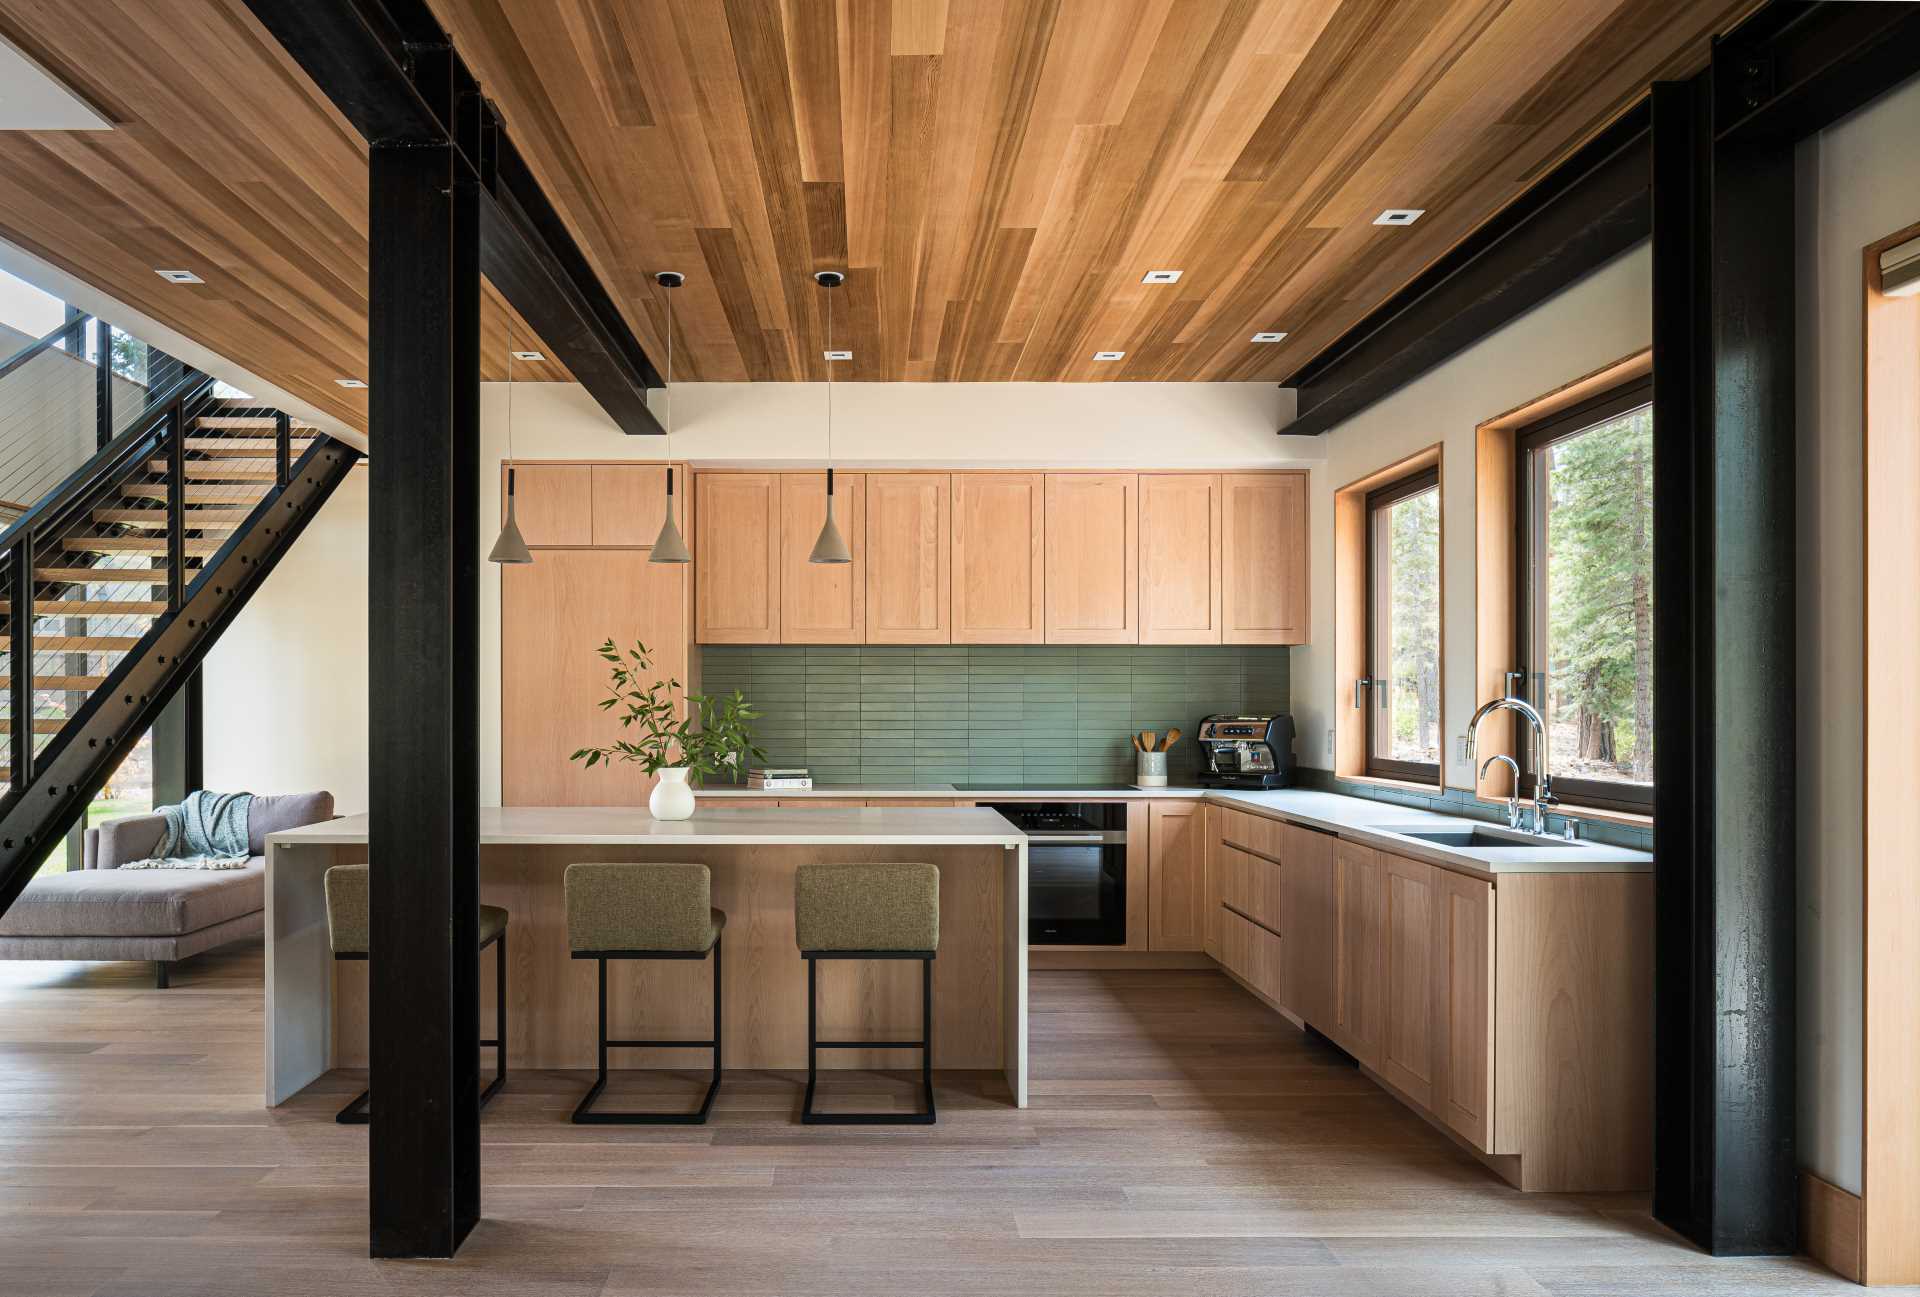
[334,378,367,389]
[1374,209,1425,226]
[1251,331,1288,343]
[1141,270,1183,284]
[510,350,544,361]
[155,269,203,284]
[1093,351,1126,362]
[824,349,852,361]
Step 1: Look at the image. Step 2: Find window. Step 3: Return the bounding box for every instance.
[1365,467,1441,782]
[1515,378,1653,813]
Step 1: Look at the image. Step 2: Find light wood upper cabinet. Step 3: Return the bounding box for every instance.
[503,463,592,546]
[1148,800,1206,952]
[694,473,780,643]
[1222,471,1308,644]
[1044,473,1137,643]
[1380,852,1439,1109]
[1330,840,1387,1069]
[1434,868,1495,1151]
[1139,473,1223,643]
[953,473,1044,644]
[503,549,686,807]
[865,473,952,643]
[780,472,865,643]
[1280,823,1335,1028]
[589,464,668,546]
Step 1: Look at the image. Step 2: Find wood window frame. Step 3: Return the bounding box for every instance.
[1363,466,1443,784]
[1472,352,1651,825]
[1334,444,1443,792]
[1509,375,1655,815]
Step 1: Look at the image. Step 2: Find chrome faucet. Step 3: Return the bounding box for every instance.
[1466,694,1556,835]
[1478,754,1523,830]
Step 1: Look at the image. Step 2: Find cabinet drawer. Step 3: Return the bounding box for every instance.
[1218,843,1283,935]
[1219,905,1285,1006]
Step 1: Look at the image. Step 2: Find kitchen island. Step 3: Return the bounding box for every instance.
[263,806,1027,1108]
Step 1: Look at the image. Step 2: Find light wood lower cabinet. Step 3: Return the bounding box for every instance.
[1147,801,1206,952]
[1329,840,1388,1070]
[1279,823,1334,1029]
[1434,868,1494,1149]
[1379,854,1438,1109]
[1202,809,1651,1193]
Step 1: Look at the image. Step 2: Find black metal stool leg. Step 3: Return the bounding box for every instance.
[480,928,507,1109]
[800,951,936,1126]
[573,942,723,1125]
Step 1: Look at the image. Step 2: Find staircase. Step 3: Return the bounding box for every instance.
[0,318,359,912]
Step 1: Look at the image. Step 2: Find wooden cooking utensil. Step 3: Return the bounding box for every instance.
[1141,731,1157,753]
[1160,728,1181,750]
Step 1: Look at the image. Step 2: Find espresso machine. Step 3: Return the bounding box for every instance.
[1197,714,1296,789]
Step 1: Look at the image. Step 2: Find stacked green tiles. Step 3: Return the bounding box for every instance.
[698,643,1290,787]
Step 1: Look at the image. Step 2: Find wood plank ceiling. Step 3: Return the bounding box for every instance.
[0,0,1754,436]
[429,0,1756,384]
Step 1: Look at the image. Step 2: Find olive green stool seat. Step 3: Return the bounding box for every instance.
[563,862,725,1125]
[793,862,939,1126]
[322,863,509,1125]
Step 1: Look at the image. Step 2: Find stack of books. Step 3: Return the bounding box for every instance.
[747,767,812,790]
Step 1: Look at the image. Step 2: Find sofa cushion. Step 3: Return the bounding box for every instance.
[0,859,265,938]
[247,792,334,855]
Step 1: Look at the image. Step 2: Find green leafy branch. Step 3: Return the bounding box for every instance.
[568,639,767,782]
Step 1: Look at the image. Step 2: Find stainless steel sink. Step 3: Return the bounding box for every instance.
[1382,825,1583,849]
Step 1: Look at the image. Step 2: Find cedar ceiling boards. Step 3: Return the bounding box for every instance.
[0,0,1755,440]
[429,0,1755,384]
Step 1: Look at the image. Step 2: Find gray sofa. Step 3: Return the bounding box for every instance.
[0,791,334,986]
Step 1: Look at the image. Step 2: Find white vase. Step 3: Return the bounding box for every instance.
[650,767,696,821]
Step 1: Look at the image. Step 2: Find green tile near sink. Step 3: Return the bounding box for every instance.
[700,643,1290,786]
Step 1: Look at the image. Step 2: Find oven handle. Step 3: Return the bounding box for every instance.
[1022,831,1128,844]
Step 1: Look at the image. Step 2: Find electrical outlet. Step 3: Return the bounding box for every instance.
[1456,735,1470,763]
[1326,728,1335,758]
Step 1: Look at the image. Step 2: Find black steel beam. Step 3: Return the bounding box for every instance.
[1713,0,1920,149]
[240,0,664,435]
[1280,104,1651,437]
[366,140,482,1260]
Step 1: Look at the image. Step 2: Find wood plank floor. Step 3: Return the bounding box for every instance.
[0,941,1850,1295]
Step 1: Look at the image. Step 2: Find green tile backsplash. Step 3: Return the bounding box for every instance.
[699,644,1290,786]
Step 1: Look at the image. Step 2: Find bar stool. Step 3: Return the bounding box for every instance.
[323,863,509,1125]
[793,861,939,1125]
[564,862,725,1125]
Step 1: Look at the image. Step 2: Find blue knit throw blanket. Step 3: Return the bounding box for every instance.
[121,790,254,870]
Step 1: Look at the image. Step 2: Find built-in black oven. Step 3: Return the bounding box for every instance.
[984,802,1128,946]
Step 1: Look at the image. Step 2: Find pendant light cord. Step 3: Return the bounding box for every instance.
[665,281,674,496]
[505,321,515,496]
[825,277,833,492]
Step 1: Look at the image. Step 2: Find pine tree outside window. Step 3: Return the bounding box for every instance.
[1515,377,1654,813]
[1365,467,1441,783]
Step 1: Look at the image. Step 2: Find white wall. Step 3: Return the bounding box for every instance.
[1289,246,1652,789]
[202,467,370,815]
[1793,72,1920,1198]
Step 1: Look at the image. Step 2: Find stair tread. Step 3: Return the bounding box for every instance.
[184,437,317,454]
[119,485,268,503]
[0,676,108,690]
[34,566,196,584]
[29,601,165,615]
[64,537,225,556]
[93,509,245,529]
[0,719,67,734]
[0,636,140,651]
[192,416,320,431]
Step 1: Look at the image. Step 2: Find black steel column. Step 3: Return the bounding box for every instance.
[1649,66,1797,1256]
[94,318,112,448]
[367,139,482,1258]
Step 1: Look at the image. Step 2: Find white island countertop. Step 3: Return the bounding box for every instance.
[268,804,1028,848]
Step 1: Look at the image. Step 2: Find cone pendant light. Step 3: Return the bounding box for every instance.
[809,270,852,564]
[488,327,533,565]
[648,271,692,563]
